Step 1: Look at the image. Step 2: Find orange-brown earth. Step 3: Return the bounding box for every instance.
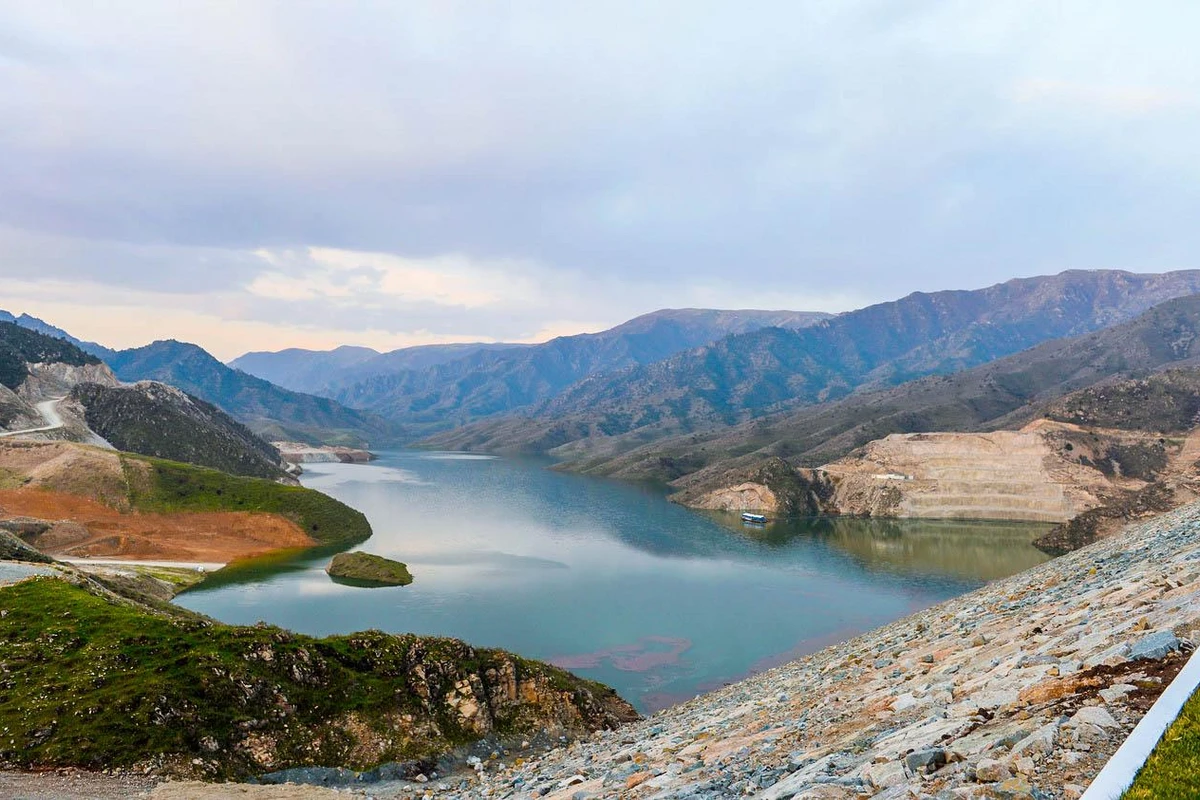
[0,488,315,562]
[0,440,317,562]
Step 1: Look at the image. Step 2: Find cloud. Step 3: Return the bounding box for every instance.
[1012,79,1191,115]
[1,1,1199,357]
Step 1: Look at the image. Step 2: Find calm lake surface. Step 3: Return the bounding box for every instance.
[177,451,1053,713]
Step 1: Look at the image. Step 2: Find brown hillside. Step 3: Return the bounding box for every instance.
[0,488,314,562]
[0,441,317,562]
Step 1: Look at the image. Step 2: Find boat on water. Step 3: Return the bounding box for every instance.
[741,512,768,524]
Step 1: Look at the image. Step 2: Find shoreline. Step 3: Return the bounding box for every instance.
[60,557,226,570]
[446,499,1200,799]
[5,499,1200,796]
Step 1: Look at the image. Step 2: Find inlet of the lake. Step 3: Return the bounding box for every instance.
[176,450,1052,713]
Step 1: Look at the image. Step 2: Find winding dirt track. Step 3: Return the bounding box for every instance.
[0,397,66,438]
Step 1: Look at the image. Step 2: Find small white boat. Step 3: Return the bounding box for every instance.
[741,512,768,524]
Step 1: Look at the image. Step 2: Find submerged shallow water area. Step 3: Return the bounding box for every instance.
[177,451,1053,713]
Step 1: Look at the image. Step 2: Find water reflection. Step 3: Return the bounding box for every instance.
[177,452,1055,712]
[704,514,1053,581]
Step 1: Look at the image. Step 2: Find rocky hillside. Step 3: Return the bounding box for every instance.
[0,324,296,480]
[653,309,1200,554]
[565,294,1200,500]
[0,572,637,780]
[107,340,399,448]
[327,309,830,437]
[427,269,1200,455]
[0,320,103,396]
[71,382,290,481]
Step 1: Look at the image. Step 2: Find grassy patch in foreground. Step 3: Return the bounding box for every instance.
[1124,684,1200,798]
[123,455,371,548]
[0,578,634,778]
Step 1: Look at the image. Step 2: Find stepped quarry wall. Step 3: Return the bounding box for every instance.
[685,421,1182,525]
[820,427,1109,523]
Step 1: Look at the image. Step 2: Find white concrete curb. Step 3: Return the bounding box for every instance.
[1081,646,1200,800]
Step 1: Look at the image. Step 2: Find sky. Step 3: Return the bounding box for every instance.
[1,1,1199,360]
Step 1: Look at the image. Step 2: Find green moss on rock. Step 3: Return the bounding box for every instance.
[327,551,414,587]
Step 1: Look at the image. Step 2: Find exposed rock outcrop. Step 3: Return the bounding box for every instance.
[17,361,118,403]
[0,577,638,779]
[684,419,1200,551]
[274,442,375,464]
[687,481,778,512]
[817,426,1106,523]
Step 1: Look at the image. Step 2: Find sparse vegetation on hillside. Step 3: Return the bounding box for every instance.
[0,578,636,779]
[73,382,288,480]
[122,456,372,547]
[426,270,1200,456]
[1047,368,1200,433]
[0,321,99,391]
[569,296,1200,503]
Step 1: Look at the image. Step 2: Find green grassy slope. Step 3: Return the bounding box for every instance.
[0,578,636,779]
[123,456,372,547]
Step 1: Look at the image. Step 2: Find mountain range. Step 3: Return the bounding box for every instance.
[311,309,832,438]
[604,293,1200,502]
[230,342,528,394]
[107,340,397,447]
[12,268,1200,492]
[425,269,1200,456]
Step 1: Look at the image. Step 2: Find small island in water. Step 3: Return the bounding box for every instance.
[326,551,414,587]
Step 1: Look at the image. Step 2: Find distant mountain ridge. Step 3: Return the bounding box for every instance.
[107,340,399,448]
[568,293,1200,509]
[231,342,528,394]
[425,270,1200,456]
[321,308,832,437]
[0,309,115,360]
[0,323,290,479]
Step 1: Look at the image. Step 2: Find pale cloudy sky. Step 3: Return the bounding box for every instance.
[1,1,1199,359]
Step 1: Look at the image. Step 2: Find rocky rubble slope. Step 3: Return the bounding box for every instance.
[393,500,1200,799]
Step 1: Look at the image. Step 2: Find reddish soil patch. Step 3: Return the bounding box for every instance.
[0,488,315,563]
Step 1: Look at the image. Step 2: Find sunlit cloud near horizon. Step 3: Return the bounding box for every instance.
[2,1,1199,359]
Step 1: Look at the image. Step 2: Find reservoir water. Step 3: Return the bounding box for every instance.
[177,451,1053,713]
